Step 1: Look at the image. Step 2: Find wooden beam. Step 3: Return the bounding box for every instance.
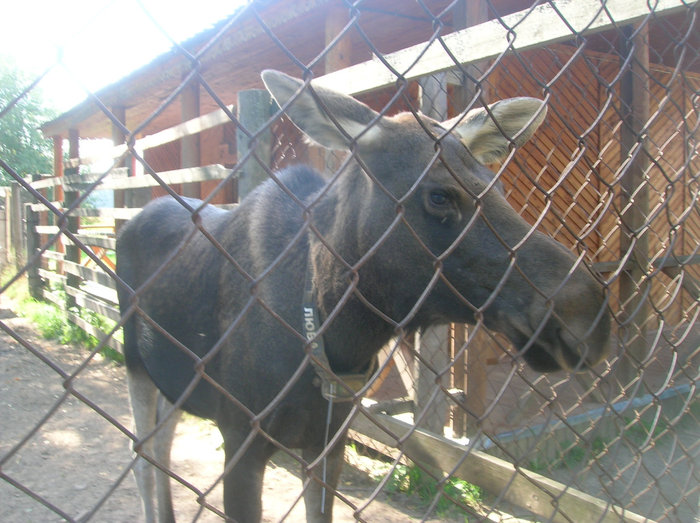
[180,77,201,198]
[592,253,700,274]
[38,268,66,286]
[34,225,60,235]
[236,90,274,200]
[617,23,651,390]
[308,4,354,174]
[64,285,121,322]
[63,164,229,192]
[139,105,235,152]
[449,0,490,112]
[52,135,66,274]
[413,325,450,435]
[65,309,123,353]
[351,410,648,523]
[52,136,64,198]
[325,5,352,72]
[66,105,235,168]
[419,73,448,120]
[72,207,141,220]
[9,183,23,268]
[112,105,130,232]
[27,177,63,190]
[415,78,450,435]
[64,129,81,309]
[314,0,693,96]
[73,234,116,251]
[63,259,115,290]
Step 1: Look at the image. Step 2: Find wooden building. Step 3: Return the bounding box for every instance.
[39,0,699,437]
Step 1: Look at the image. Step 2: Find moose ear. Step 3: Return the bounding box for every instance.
[261,70,381,150]
[442,98,547,164]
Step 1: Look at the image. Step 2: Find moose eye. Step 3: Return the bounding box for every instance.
[429,190,449,206]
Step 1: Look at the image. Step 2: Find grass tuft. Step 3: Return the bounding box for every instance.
[385,463,483,516]
[2,271,123,363]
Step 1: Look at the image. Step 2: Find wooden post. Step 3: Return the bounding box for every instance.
[3,187,10,265]
[236,90,274,200]
[450,0,491,438]
[52,136,65,275]
[10,181,23,269]
[450,324,468,436]
[616,24,651,392]
[325,5,352,71]
[64,129,81,309]
[319,5,354,173]
[414,326,450,435]
[413,74,451,435]
[181,77,202,198]
[419,73,448,120]
[26,176,42,299]
[52,136,64,199]
[450,0,490,111]
[112,106,128,232]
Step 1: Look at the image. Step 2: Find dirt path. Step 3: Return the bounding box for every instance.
[0,307,467,522]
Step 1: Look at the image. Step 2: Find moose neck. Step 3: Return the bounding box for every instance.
[308,164,415,374]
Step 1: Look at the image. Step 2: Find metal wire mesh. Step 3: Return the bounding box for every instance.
[1,1,698,522]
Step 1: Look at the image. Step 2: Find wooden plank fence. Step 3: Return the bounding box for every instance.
[23,162,233,355]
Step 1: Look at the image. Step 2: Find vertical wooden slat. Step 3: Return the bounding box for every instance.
[450,324,467,436]
[450,0,491,438]
[236,90,274,200]
[112,106,129,232]
[308,4,354,174]
[414,326,450,435]
[52,136,65,275]
[26,175,42,299]
[64,129,81,310]
[617,24,651,391]
[415,73,451,435]
[10,182,23,269]
[181,77,201,198]
[450,0,490,113]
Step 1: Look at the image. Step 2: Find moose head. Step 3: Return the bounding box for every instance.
[262,70,611,373]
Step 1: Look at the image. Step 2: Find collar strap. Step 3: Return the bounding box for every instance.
[302,261,376,402]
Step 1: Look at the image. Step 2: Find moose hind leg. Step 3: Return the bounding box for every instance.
[127,366,159,523]
[154,394,182,523]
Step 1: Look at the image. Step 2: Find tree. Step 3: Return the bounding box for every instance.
[0,59,56,184]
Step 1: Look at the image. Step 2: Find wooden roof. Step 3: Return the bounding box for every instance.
[42,0,457,139]
[41,0,698,140]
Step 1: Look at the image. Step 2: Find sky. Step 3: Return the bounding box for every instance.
[2,0,246,114]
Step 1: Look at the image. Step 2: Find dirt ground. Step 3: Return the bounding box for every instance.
[3,300,697,523]
[0,307,479,523]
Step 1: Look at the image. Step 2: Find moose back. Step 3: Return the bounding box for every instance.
[116,70,610,522]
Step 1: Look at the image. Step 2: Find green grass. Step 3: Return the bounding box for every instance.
[385,463,483,517]
[529,436,607,472]
[2,271,123,363]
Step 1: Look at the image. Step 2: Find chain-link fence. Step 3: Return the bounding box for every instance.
[1,1,698,522]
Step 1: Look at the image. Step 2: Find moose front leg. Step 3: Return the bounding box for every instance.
[302,434,347,523]
[221,430,273,523]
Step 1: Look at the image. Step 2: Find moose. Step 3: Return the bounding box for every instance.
[116,70,611,522]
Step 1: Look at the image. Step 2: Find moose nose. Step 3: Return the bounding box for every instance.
[556,319,611,371]
[549,282,611,371]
